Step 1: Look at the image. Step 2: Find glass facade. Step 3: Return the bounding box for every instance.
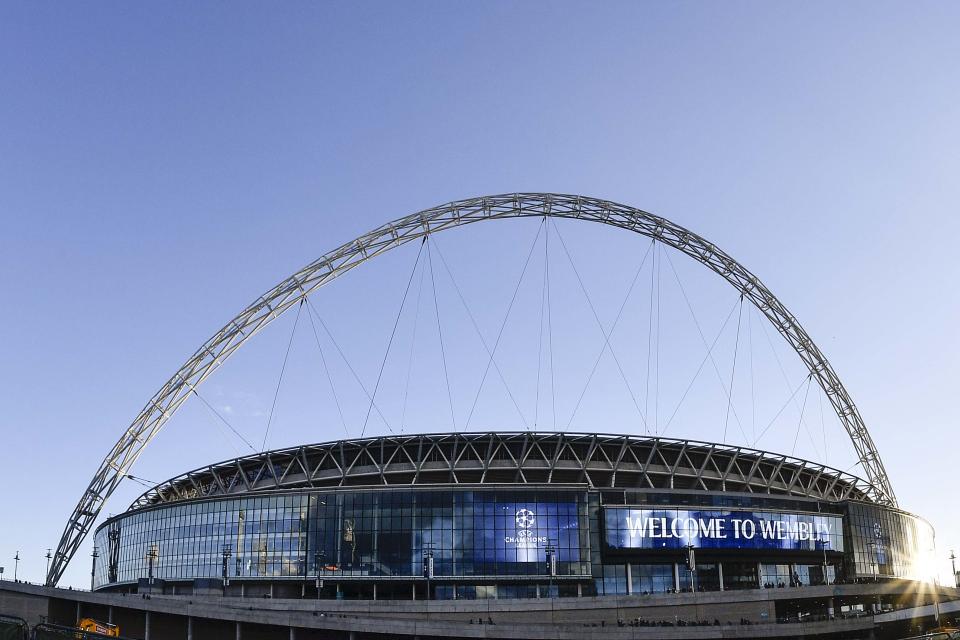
[94,489,589,589]
[92,488,936,597]
[308,490,586,578]
[95,494,311,587]
[845,501,936,581]
[591,559,843,595]
[629,563,675,594]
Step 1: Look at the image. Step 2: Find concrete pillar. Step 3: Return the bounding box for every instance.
[674,563,680,592]
[75,601,81,623]
[373,582,377,601]
[718,562,724,591]
[269,583,274,599]
[626,563,633,595]
[235,621,242,640]
[289,628,296,640]
[187,617,193,640]
[348,632,356,640]
[144,611,151,640]
[412,583,416,600]
[108,606,113,624]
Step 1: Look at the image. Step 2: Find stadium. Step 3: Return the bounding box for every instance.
[92,431,935,604]
[4,194,956,639]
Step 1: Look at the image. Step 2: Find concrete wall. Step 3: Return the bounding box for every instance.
[2,580,957,640]
[0,585,49,627]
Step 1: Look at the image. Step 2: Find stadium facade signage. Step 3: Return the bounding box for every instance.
[475,497,581,563]
[604,508,844,552]
[503,508,548,547]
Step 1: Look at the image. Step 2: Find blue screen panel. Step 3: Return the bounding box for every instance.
[604,508,843,552]
[473,496,580,563]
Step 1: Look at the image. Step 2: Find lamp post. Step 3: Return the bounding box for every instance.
[221,545,232,594]
[313,549,326,599]
[544,542,557,599]
[866,542,879,581]
[14,552,19,582]
[45,550,52,583]
[950,550,957,589]
[91,548,99,591]
[422,547,434,601]
[685,544,697,592]
[146,544,158,586]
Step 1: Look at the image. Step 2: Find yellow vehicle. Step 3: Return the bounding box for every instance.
[899,629,960,640]
[77,618,120,637]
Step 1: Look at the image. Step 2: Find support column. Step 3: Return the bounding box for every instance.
[235,621,242,640]
[75,602,81,623]
[108,607,113,624]
[626,563,632,595]
[144,611,151,640]
[673,563,680,592]
[289,628,296,640]
[718,562,724,591]
[187,617,193,640]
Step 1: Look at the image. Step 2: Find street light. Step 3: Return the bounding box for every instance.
[544,542,557,599]
[950,550,957,589]
[146,544,159,586]
[313,549,326,599]
[14,552,19,582]
[91,548,99,591]
[866,542,879,581]
[422,546,434,601]
[45,549,52,583]
[221,545,232,593]
[685,544,697,592]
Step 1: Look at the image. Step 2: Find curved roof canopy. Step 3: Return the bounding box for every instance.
[130,432,876,510]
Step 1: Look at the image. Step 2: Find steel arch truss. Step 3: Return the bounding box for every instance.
[49,193,896,585]
[130,432,876,510]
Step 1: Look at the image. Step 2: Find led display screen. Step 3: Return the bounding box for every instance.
[474,495,580,563]
[604,508,843,552]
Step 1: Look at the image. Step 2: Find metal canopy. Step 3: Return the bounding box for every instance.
[48,193,896,585]
[125,432,875,512]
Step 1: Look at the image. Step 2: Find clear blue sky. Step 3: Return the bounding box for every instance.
[1,1,958,588]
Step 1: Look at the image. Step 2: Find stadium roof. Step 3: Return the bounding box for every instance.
[129,432,876,510]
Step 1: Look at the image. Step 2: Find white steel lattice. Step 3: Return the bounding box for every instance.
[128,432,877,509]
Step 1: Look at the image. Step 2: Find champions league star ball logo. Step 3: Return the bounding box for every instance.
[506,508,546,549]
[516,509,536,529]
